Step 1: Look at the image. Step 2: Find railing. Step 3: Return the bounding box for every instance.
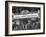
[13,13,39,19]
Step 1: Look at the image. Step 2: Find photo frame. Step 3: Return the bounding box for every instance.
[5,1,45,36]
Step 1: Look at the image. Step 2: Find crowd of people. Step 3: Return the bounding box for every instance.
[12,17,40,30]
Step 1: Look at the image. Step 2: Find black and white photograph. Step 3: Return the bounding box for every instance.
[12,7,40,30]
[5,1,45,36]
